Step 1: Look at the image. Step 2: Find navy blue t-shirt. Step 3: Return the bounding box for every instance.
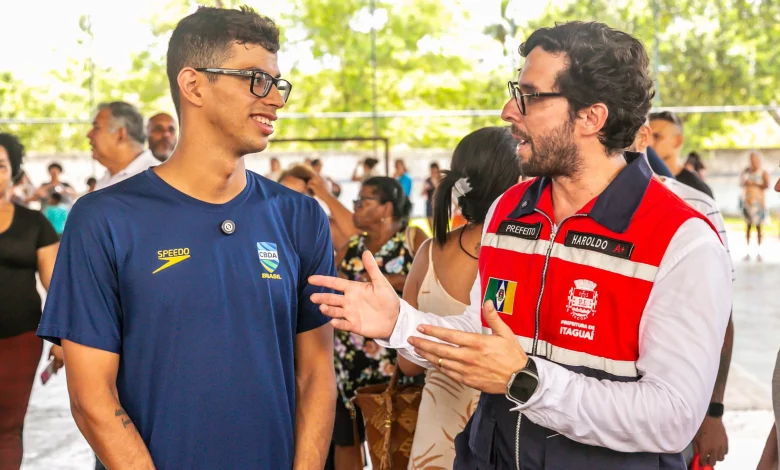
[38,169,335,469]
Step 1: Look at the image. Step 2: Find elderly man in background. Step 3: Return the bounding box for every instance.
[146,112,178,162]
[87,102,160,191]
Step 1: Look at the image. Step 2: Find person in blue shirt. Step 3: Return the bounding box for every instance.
[394,158,413,196]
[41,192,68,236]
[37,6,336,470]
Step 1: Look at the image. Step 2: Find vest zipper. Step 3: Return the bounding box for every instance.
[515,210,586,470]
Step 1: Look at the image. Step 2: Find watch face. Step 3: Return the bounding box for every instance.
[510,370,539,404]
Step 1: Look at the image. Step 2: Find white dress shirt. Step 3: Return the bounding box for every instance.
[94,150,160,191]
[377,197,733,453]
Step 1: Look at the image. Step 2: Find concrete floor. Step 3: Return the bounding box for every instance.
[19,229,780,469]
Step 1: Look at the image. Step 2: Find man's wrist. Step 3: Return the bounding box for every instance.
[706,402,724,418]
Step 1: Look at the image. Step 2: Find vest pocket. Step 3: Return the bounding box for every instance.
[468,401,497,467]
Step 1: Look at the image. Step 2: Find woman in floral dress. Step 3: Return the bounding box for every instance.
[331,176,425,470]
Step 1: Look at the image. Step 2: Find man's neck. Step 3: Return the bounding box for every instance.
[106,147,144,176]
[549,151,628,225]
[154,136,247,205]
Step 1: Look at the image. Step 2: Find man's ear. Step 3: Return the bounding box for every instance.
[577,103,609,139]
[178,67,205,109]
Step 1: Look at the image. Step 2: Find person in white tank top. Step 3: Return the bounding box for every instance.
[398,127,522,469]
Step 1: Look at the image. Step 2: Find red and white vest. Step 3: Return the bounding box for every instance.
[478,155,718,382]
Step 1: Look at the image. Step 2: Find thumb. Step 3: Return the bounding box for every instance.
[361,250,388,286]
[483,301,514,339]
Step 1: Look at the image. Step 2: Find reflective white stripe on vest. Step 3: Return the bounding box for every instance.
[482,327,639,378]
[482,233,658,282]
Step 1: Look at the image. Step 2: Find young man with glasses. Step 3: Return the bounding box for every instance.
[37,6,336,469]
[309,21,732,469]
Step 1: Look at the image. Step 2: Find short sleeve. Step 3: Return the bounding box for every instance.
[295,202,336,334]
[36,199,122,353]
[35,210,59,248]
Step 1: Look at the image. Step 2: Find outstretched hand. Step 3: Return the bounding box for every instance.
[309,250,401,339]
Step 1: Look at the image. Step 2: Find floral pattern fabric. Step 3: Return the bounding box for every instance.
[335,230,415,405]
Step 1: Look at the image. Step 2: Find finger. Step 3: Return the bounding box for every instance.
[361,251,387,286]
[701,453,713,466]
[718,446,726,462]
[410,336,473,363]
[310,292,346,308]
[330,318,354,331]
[415,324,483,348]
[483,300,515,339]
[692,440,699,455]
[308,275,352,292]
[414,348,468,378]
[319,304,350,320]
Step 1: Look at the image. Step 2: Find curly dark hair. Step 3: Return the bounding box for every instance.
[520,21,654,154]
[0,133,25,179]
[167,5,280,117]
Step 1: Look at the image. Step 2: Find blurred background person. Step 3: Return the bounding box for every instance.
[265,157,282,181]
[394,158,412,196]
[42,192,69,237]
[330,176,424,469]
[10,170,35,207]
[88,102,160,191]
[421,162,441,233]
[146,112,178,162]
[29,162,78,209]
[85,177,98,194]
[685,151,707,180]
[0,133,62,469]
[311,158,341,197]
[351,157,379,182]
[740,151,770,261]
[278,163,315,195]
[649,111,714,197]
[399,127,522,469]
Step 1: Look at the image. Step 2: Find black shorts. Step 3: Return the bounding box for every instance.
[332,397,365,447]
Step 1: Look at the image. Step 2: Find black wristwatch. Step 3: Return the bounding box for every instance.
[506,358,539,405]
[707,402,724,418]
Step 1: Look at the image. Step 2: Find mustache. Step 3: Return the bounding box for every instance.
[511,125,531,142]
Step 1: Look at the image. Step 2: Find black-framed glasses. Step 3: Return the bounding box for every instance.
[352,196,381,209]
[507,81,563,115]
[195,68,292,102]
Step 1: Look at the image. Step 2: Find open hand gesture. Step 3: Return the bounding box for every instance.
[309,250,401,339]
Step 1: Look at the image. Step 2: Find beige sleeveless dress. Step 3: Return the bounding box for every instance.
[408,243,481,469]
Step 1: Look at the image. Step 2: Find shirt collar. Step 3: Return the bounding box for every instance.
[507,152,652,233]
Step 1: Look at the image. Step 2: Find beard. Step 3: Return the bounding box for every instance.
[514,118,582,178]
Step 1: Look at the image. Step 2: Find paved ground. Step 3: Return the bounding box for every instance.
[19,229,780,469]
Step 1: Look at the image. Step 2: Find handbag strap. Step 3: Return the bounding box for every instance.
[386,364,402,393]
[348,398,364,470]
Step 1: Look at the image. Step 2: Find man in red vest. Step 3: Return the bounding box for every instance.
[309,21,732,469]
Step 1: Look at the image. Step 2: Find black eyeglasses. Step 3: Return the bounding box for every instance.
[352,196,381,209]
[507,81,563,115]
[195,68,292,102]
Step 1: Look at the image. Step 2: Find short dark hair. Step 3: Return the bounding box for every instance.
[364,158,379,170]
[48,162,63,173]
[98,101,146,145]
[311,158,322,167]
[433,127,522,245]
[430,162,440,170]
[167,6,281,117]
[520,21,654,153]
[0,133,24,179]
[87,177,97,185]
[50,192,63,204]
[278,164,314,184]
[363,176,412,228]
[649,111,683,131]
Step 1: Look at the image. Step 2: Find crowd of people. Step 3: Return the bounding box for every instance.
[0,5,779,470]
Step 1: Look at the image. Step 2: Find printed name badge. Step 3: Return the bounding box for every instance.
[564,231,634,260]
[496,220,542,240]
